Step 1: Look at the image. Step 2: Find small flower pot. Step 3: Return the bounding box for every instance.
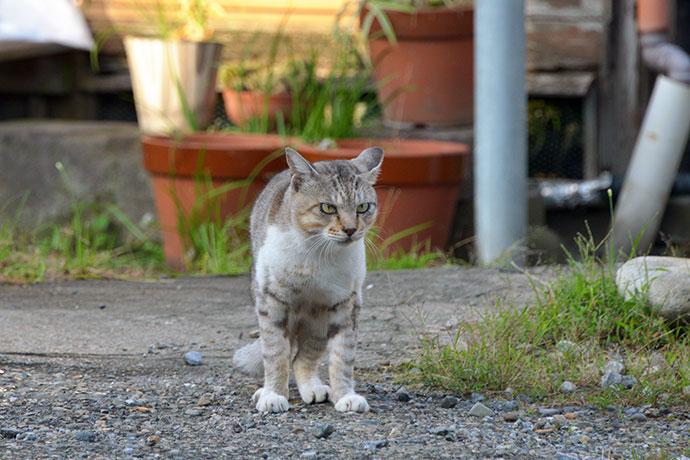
[124,36,223,134]
[222,90,294,128]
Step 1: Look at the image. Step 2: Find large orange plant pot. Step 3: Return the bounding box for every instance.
[141,133,470,268]
[365,7,474,127]
[141,133,288,269]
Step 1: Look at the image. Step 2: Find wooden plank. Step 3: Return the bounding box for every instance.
[527,71,595,96]
[527,0,610,21]
[527,20,603,71]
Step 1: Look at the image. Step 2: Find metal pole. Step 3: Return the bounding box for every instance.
[474,0,527,265]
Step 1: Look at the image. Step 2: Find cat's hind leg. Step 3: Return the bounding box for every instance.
[292,321,330,404]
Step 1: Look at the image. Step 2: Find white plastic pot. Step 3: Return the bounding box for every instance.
[124,36,222,134]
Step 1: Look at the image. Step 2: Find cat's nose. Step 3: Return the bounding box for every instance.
[343,227,356,237]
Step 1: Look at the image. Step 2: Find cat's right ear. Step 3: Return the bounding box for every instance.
[285,147,318,190]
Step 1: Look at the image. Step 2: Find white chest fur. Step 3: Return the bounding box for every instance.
[255,226,366,304]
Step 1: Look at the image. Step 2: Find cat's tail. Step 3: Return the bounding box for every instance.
[232,339,264,378]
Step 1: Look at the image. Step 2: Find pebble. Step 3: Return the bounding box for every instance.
[432,426,450,436]
[471,392,485,402]
[301,452,317,459]
[556,340,579,355]
[197,396,212,406]
[396,388,411,403]
[439,396,458,409]
[184,351,203,366]
[312,424,335,439]
[559,381,577,394]
[621,375,638,389]
[362,440,389,450]
[604,360,625,374]
[502,411,519,422]
[185,408,202,416]
[556,453,579,460]
[538,407,561,416]
[0,428,21,439]
[74,431,96,442]
[98,303,107,309]
[501,401,519,412]
[600,372,623,389]
[630,413,648,422]
[468,402,493,417]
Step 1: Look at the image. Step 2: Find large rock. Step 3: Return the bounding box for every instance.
[616,256,690,321]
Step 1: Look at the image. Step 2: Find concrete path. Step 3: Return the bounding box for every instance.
[0,267,541,370]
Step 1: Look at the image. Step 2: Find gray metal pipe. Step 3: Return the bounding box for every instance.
[474,0,527,265]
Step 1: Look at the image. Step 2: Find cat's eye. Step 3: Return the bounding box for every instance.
[356,203,370,214]
[320,203,337,214]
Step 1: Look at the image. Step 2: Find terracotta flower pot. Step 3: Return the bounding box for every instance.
[141,133,470,268]
[364,7,474,127]
[141,133,289,269]
[222,90,294,128]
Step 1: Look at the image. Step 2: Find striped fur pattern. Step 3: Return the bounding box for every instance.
[233,146,383,413]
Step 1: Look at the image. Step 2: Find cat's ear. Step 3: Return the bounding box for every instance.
[352,147,384,185]
[286,147,318,191]
[286,147,318,178]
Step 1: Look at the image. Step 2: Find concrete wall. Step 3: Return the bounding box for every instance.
[0,120,155,231]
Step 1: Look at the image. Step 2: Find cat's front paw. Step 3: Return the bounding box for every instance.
[253,388,289,413]
[299,384,330,404]
[333,393,369,413]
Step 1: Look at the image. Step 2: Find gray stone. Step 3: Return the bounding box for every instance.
[621,375,638,389]
[502,411,519,422]
[538,407,561,416]
[556,453,579,460]
[432,426,451,436]
[185,408,202,416]
[362,440,389,450]
[603,360,625,375]
[74,430,96,442]
[439,396,458,409]
[468,402,493,417]
[184,351,203,366]
[631,412,648,422]
[501,401,520,412]
[600,372,623,389]
[556,340,580,355]
[470,392,485,402]
[0,428,21,439]
[312,424,335,439]
[616,256,690,320]
[559,381,577,394]
[301,452,317,459]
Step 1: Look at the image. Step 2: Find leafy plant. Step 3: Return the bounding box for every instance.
[402,210,690,406]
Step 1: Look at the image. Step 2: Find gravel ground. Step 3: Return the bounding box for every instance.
[1,268,689,459]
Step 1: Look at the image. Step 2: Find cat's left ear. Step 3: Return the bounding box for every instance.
[352,147,384,185]
[286,147,318,178]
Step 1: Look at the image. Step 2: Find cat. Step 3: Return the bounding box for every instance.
[233,146,383,413]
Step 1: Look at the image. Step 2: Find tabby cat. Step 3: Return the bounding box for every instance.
[233,146,383,413]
